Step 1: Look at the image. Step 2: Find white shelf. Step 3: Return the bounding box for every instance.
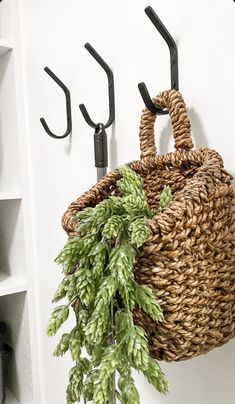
[0,272,27,296]
[0,40,13,58]
[5,389,19,404]
[0,1,36,402]
[0,191,22,200]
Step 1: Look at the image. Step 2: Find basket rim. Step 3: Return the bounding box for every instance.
[62,147,228,237]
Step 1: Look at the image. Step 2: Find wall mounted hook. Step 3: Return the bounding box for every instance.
[79,43,115,129]
[138,6,179,115]
[40,67,72,139]
[79,43,115,180]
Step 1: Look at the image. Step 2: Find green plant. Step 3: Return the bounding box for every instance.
[47,165,172,403]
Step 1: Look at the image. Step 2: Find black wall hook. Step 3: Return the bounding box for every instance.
[40,67,72,139]
[79,43,115,129]
[138,6,179,115]
[79,43,115,180]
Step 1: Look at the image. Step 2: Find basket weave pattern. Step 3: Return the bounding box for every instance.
[62,90,235,362]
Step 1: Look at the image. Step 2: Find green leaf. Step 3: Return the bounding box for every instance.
[73,207,94,235]
[119,281,136,311]
[82,234,99,254]
[115,310,132,343]
[118,374,140,404]
[102,215,123,239]
[47,305,69,336]
[66,359,91,403]
[73,207,94,222]
[109,195,125,214]
[89,242,108,281]
[55,238,83,274]
[89,241,108,257]
[128,216,151,247]
[69,326,83,361]
[53,333,70,357]
[93,345,121,404]
[65,274,77,300]
[75,308,89,332]
[85,305,109,346]
[92,199,114,228]
[52,277,70,303]
[125,325,149,371]
[91,345,106,367]
[85,276,117,344]
[118,165,143,190]
[93,275,118,312]
[123,194,148,215]
[83,369,99,401]
[159,185,172,210]
[76,219,93,236]
[75,268,95,307]
[134,284,164,322]
[66,365,83,403]
[109,245,136,285]
[80,357,91,373]
[142,357,169,394]
[117,179,143,198]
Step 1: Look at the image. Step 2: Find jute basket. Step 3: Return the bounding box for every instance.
[62,90,235,362]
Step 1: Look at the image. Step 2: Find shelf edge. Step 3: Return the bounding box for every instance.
[0,281,27,297]
[0,191,22,200]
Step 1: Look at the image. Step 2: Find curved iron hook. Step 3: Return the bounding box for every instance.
[138,6,179,115]
[79,43,115,129]
[40,67,72,139]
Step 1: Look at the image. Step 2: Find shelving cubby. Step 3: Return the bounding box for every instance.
[0,292,33,403]
[0,199,27,297]
[0,0,38,403]
[0,45,21,195]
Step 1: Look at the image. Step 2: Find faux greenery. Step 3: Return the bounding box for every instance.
[47,165,172,404]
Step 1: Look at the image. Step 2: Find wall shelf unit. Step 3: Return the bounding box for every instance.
[0,0,39,403]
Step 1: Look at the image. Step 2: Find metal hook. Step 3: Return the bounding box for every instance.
[79,43,115,129]
[138,6,179,115]
[40,67,72,139]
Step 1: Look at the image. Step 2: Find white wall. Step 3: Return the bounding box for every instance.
[18,0,235,403]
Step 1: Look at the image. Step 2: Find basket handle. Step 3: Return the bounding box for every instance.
[139,90,194,158]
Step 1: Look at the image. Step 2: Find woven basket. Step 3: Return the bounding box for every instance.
[62,90,235,362]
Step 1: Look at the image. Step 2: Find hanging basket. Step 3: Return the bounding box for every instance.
[62,90,235,362]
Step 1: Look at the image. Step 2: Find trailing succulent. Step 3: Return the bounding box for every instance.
[47,165,172,404]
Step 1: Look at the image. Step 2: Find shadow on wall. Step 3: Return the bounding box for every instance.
[109,107,208,168]
[136,338,235,404]
[158,108,235,181]
[109,122,118,170]
[65,130,73,155]
[158,108,209,155]
[80,107,209,171]
[162,338,235,404]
